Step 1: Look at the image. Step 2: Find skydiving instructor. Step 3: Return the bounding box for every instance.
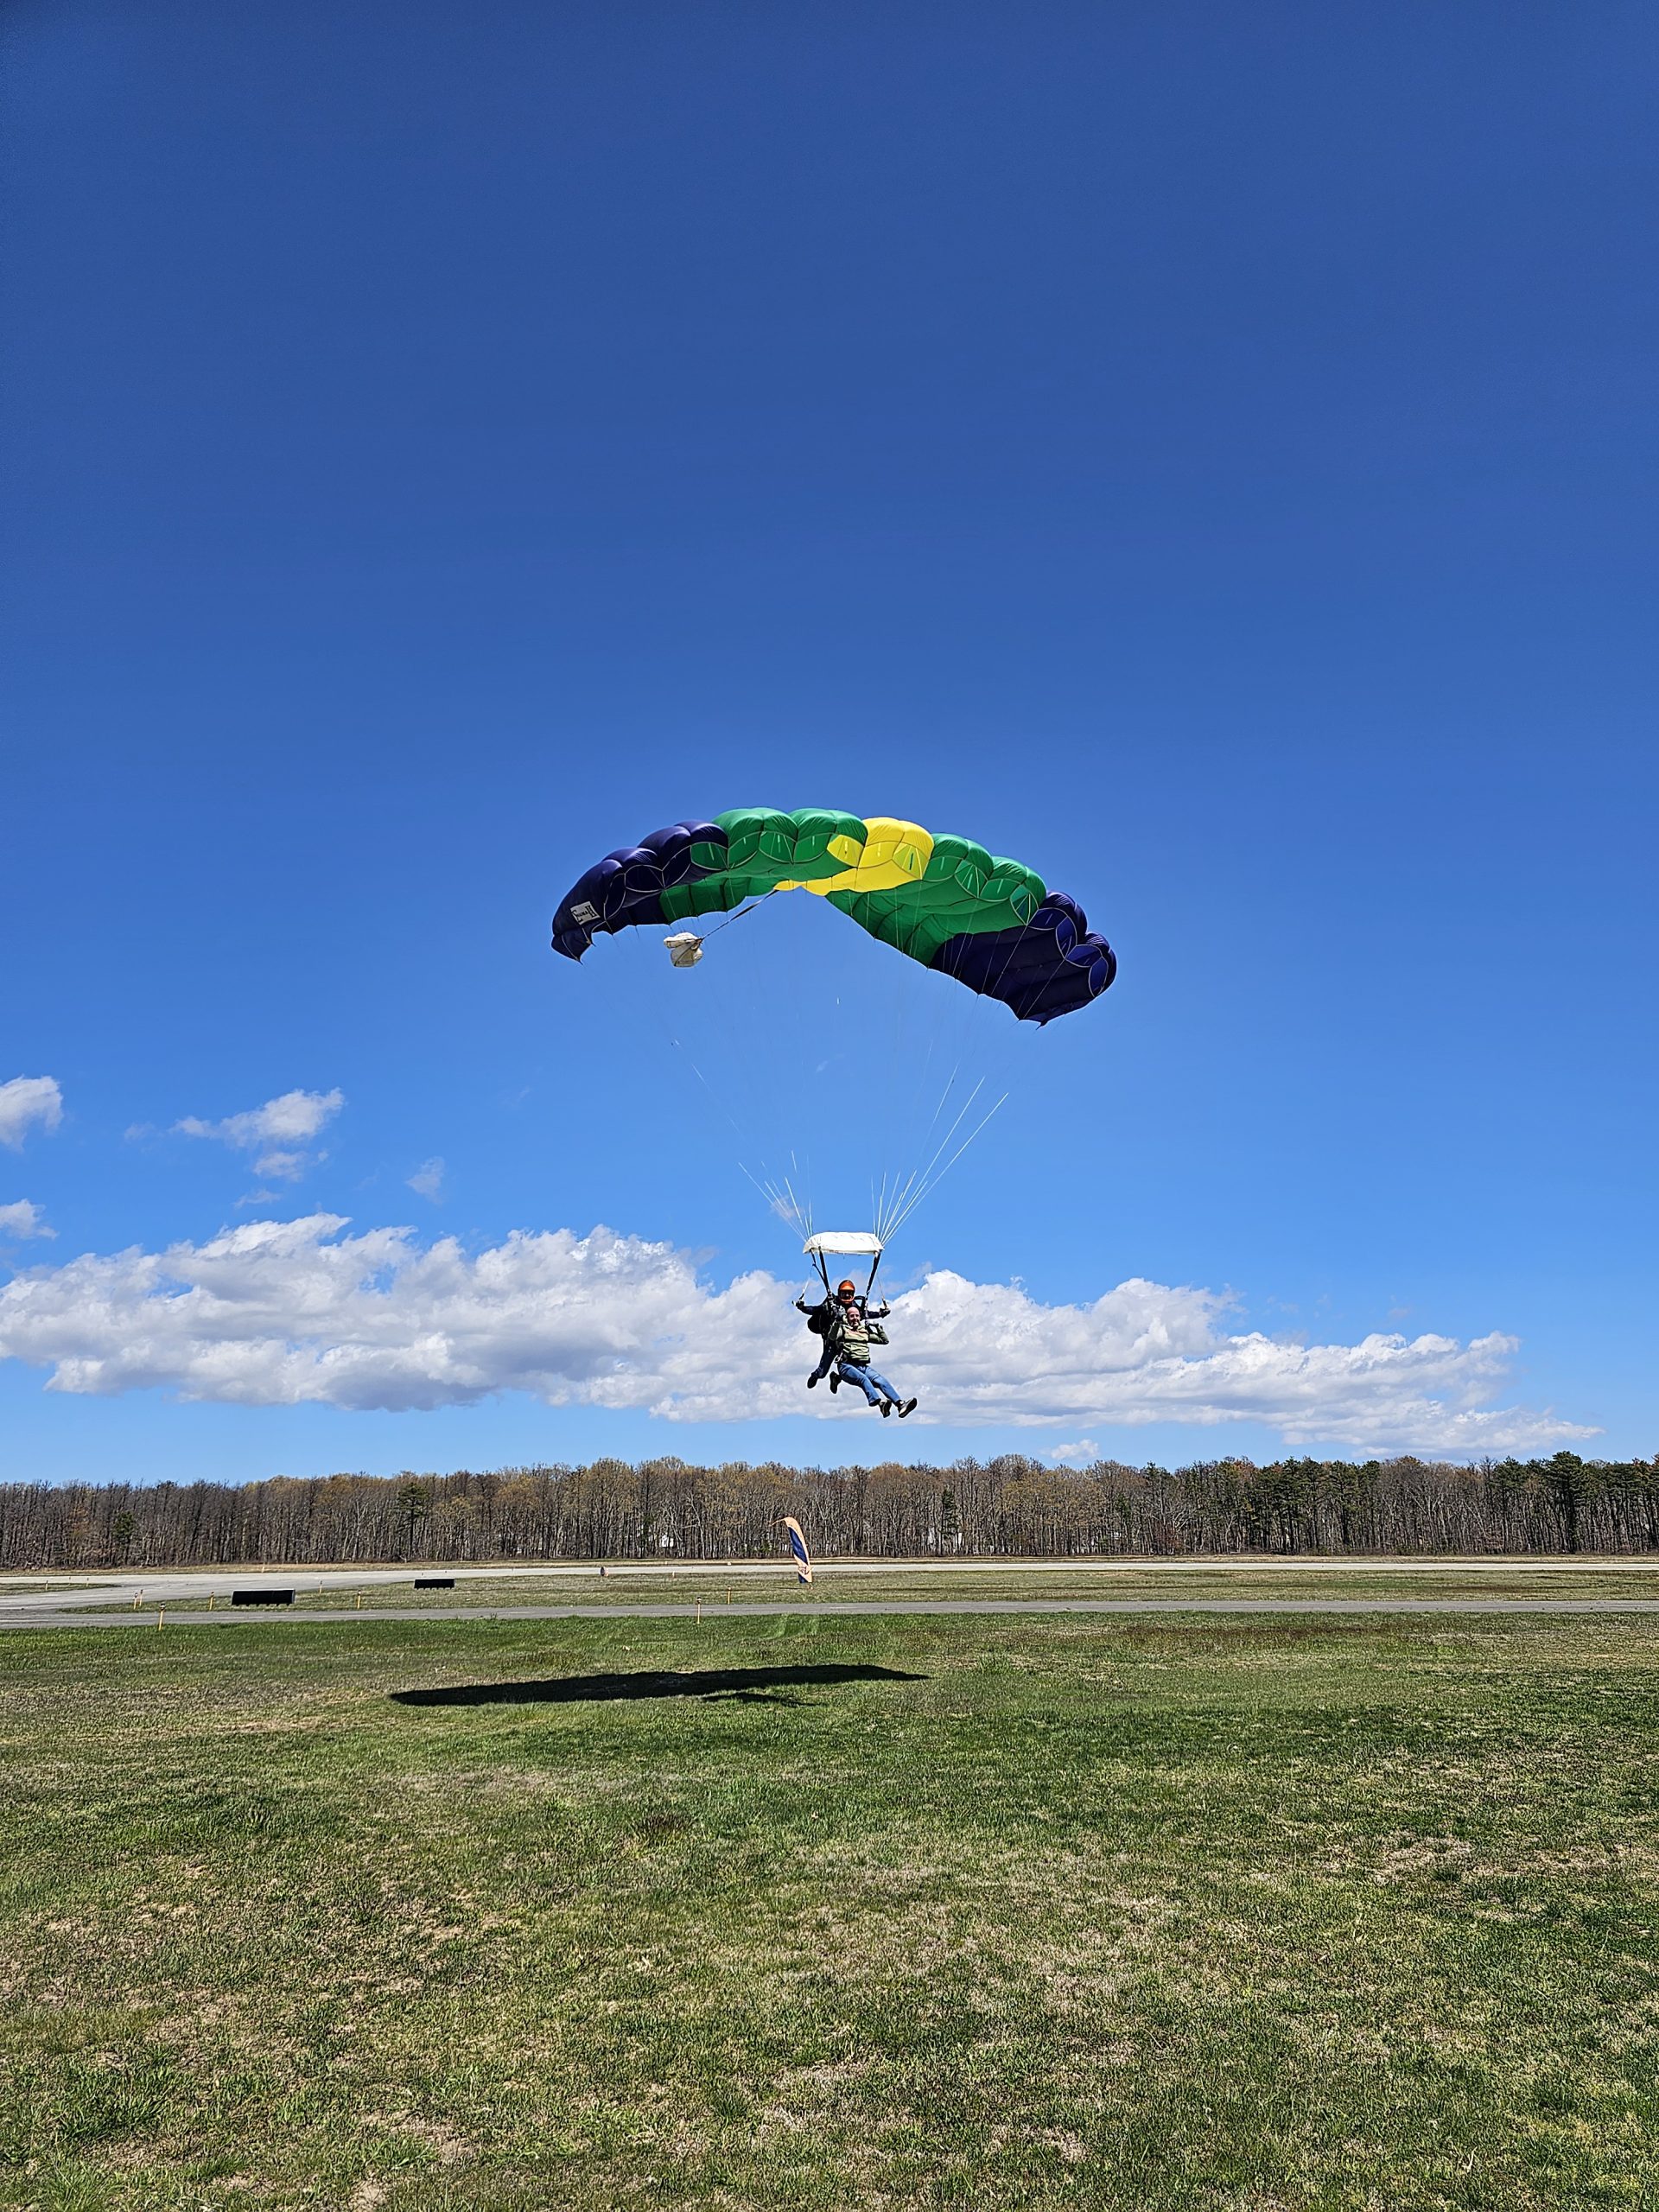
[797,1279,918,1418]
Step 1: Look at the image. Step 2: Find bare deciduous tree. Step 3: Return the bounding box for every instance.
[3,1450,1656,1570]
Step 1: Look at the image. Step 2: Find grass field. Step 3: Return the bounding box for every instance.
[3,1609,1658,2209]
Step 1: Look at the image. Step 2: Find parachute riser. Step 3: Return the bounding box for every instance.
[809,1247,883,1300]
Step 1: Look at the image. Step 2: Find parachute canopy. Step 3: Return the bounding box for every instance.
[551,807,1116,1024]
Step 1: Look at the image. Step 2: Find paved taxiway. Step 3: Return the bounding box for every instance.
[5,1559,1659,1630]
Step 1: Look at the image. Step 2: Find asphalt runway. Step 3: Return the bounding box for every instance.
[8,1596,1659,1630]
[5,1559,1659,1630]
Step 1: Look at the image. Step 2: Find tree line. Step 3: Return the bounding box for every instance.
[3,1452,1657,1571]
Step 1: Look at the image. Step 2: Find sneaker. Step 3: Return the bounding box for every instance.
[899,1398,918,1418]
[806,1374,819,1389]
[880,1399,893,1417]
[829,1373,840,1394]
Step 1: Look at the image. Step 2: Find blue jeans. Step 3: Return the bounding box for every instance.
[837,1360,902,1406]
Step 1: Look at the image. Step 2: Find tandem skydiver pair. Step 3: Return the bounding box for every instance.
[796,1279,917,1418]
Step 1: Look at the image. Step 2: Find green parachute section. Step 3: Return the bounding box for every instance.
[658,807,1046,966]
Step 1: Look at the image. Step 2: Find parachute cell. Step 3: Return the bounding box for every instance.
[550,807,1116,1023]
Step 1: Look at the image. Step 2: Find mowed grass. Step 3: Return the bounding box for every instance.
[3,1615,1658,2209]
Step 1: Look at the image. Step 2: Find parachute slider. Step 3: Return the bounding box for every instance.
[664,931,704,968]
[803,1228,884,1298]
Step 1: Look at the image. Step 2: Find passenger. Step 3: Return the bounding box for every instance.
[819,1279,916,1417]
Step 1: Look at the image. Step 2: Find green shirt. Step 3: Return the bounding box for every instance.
[832,1310,876,1364]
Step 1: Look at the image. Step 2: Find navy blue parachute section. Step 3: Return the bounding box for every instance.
[550,820,725,962]
[932,893,1116,1024]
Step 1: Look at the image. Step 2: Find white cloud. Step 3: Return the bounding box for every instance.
[175,1088,343,1148]
[0,1214,1593,1454]
[0,1201,54,1242]
[407,1158,445,1201]
[0,1077,63,1150]
[1046,1438,1098,1465]
[253,1149,310,1183]
[174,1088,343,1182]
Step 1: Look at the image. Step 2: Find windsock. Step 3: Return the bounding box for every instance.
[782,1516,813,1586]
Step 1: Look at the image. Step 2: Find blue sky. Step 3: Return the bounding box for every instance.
[3,0,1655,1483]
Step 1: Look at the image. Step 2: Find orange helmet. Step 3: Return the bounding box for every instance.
[836,1280,857,1300]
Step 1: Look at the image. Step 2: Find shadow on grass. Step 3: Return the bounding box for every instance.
[391,1662,925,1707]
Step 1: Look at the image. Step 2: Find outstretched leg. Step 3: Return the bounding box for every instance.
[836,1361,883,1407]
[864,1366,918,1417]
